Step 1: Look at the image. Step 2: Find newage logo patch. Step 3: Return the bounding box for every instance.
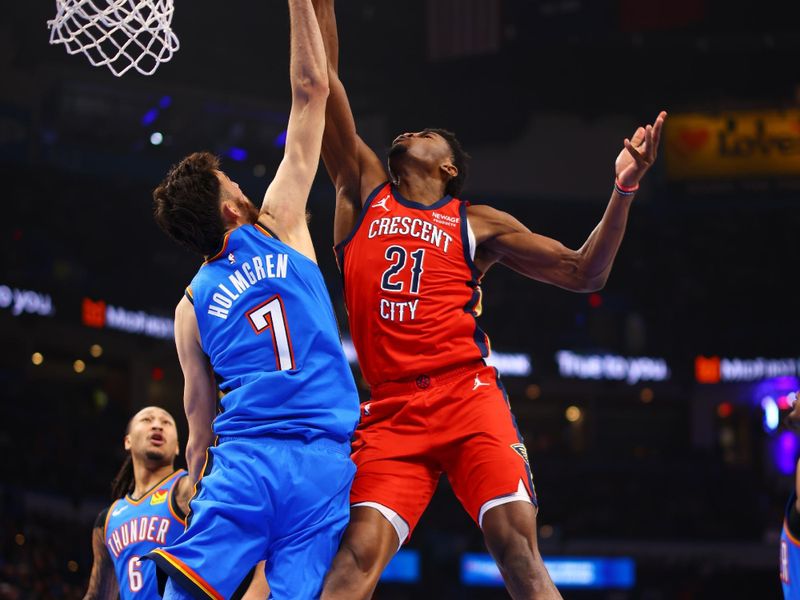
[431,211,460,227]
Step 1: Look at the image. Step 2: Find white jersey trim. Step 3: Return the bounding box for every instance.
[478,479,533,529]
[466,218,477,261]
[352,501,409,551]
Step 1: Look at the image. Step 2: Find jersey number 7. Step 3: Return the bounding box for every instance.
[246,295,296,371]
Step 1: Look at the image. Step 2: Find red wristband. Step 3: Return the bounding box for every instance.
[615,178,639,193]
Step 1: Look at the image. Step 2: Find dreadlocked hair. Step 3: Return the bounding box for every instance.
[110,453,134,500]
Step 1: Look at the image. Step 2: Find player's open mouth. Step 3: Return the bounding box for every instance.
[149,433,165,445]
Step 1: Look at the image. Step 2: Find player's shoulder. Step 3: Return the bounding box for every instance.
[93,499,121,530]
[465,202,503,219]
[94,506,109,530]
[173,470,190,492]
[787,493,800,541]
[175,294,194,318]
[466,203,523,243]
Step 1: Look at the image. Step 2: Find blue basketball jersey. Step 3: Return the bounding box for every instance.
[104,470,186,599]
[782,493,800,598]
[186,223,359,442]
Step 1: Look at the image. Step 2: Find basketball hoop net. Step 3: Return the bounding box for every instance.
[47,0,179,77]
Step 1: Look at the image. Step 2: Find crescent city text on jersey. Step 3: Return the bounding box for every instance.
[368,216,454,253]
[368,215,456,323]
[208,253,289,320]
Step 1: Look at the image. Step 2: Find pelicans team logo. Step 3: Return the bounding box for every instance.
[510,443,529,465]
[150,489,168,506]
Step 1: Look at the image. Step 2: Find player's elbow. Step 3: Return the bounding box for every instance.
[292,68,330,104]
[570,249,609,292]
[582,275,607,293]
[554,251,603,292]
[561,274,605,293]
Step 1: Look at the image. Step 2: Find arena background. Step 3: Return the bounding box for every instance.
[1,1,799,598]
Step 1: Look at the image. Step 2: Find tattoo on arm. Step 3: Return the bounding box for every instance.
[83,526,118,600]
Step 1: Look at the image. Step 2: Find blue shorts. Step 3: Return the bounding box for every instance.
[146,435,355,599]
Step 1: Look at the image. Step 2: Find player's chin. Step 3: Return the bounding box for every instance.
[144,449,167,461]
[388,143,408,158]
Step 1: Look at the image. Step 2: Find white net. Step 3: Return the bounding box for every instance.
[47,0,179,77]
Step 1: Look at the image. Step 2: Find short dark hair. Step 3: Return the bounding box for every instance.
[153,152,226,256]
[423,128,470,197]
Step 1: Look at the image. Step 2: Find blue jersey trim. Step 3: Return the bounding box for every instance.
[125,469,185,505]
[103,499,118,539]
[187,438,218,528]
[493,369,537,507]
[458,201,482,280]
[145,550,224,600]
[254,219,281,241]
[391,184,452,211]
[459,201,489,357]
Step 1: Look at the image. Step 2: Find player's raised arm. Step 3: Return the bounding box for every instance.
[471,111,667,291]
[82,521,119,600]
[311,0,388,244]
[258,0,330,262]
[174,297,216,485]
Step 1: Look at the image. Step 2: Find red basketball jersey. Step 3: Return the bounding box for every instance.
[335,182,489,386]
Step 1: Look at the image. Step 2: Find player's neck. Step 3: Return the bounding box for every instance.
[394,173,447,206]
[130,461,175,499]
[224,215,253,234]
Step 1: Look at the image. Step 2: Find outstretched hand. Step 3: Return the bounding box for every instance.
[615,111,667,188]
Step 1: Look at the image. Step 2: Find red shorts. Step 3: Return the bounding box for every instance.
[350,361,536,538]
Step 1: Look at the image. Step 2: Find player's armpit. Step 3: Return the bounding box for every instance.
[82,526,119,600]
[173,473,193,517]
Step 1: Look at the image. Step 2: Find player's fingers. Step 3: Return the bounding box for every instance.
[644,125,654,159]
[630,126,646,147]
[624,139,646,165]
[653,112,666,140]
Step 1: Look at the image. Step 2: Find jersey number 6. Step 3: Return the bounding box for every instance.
[128,556,143,592]
[246,295,296,371]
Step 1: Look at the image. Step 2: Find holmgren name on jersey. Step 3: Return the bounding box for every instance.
[207,253,289,320]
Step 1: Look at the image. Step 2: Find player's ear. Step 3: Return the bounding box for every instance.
[220,200,239,224]
[124,434,132,451]
[440,161,457,181]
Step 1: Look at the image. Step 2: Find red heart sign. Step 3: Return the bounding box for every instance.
[677,128,710,152]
